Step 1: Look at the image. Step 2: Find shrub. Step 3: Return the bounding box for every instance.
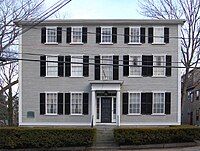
[0,127,96,149]
[114,126,200,145]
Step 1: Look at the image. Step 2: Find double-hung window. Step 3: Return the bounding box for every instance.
[129,56,141,76]
[101,27,112,43]
[46,56,58,77]
[72,27,82,43]
[71,93,82,115]
[130,27,140,43]
[153,93,165,114]
[101,55,113,80]
[153,56,165,76]
[46,93,57,115]
[129,93,141,114]
[71,55,83,77]
[154,27,164,44]
[46,27,57,43]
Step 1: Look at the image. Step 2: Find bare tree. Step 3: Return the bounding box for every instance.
[138,0,200,123]
[0,50,18,126]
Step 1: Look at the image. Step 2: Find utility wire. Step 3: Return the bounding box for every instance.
[1,50,190,64]
[1,56,199,69]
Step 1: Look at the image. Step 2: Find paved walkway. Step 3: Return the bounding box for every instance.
[132,146,200,151]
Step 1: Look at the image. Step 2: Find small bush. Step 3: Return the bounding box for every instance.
[114,126,200,145]
[0,127,96,149]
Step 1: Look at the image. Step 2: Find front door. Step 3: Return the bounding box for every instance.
[101,97,112,123]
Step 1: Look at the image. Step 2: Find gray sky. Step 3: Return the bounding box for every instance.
[46,0,144,19]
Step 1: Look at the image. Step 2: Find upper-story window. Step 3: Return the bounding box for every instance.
[101,55,113,80]
[46,92,57,115]
[154,27,164,44]
[72,27,82,43]
[129,55,142,76]
[71,55,83,77]
[153,93,165,114]
[46,27,57,43]
[101,27,112,43]
[153,56,165,76]
[46,56,58,77]
[130,27,140,43]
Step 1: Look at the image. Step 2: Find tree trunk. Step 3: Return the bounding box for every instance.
[7,87,13,126]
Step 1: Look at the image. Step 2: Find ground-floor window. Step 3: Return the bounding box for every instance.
[129,93,141,114]
[46,93,57,114]
[153,93,165,114]
[71,92,83,115]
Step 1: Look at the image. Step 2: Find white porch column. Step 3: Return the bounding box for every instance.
[91,90,96,126]
[116,90,120,126]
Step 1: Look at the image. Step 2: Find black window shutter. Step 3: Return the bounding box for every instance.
[83,56,89,77]
[82,27,87,43]
[41,27,46,43]
[142,55,153,76]
[123,93,128,115]
[65,93,70,115]
[58,93,63,115]
[166,55,172,76]
[164,27,169,43]
[95,56,100,80]
[65,56,71,77]
[165,92,171,114]
[58,56,64,77]
[66,27,71,43]
[123,55,129,76]
[124,28,129,43]
[57,27,62,43]
[141,93,152,115]
[140,27,145,43]
[113,55,119,80]
[83,93,89,115]
[148,27,153,43]
[96,27,101,43]
[40,93,45,115]
[40,55,46,77]
[112,27,117,43]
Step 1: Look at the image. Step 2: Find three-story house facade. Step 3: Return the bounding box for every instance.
[16,19,184,126]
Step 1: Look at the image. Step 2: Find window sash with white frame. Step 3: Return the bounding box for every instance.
[153,93,165,114]
[46,27,57,43]
[101,27,112,43]
[71,93,83,115]
[153,56,165,76]
[101,55,113,80]
[154,27,164,44]
[46,93,57,115]
[72,27,82,43]
[129,93,141,114]
[46,56,58,77]
[130,27,140,43]
[71,55,83,77]
[129,56,141,76]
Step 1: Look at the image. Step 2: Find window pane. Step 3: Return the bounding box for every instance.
[153,56,164,76]
[46,93,57,114]
[71,56,83,76]
[102,27,112,43]
[46,56,58,76]
[154,27,164,43]
[47,28,56,43]
[129,93,140,114]
[129,56,141,76]
[71,93,82,114]
[72,27,82,43]
[130,27,140,43]
[101,56,113,80]
[153,93,164,114]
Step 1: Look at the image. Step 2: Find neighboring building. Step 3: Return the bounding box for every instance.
[0,94,7,126]
[16,19,184,126]
[182,69,200,125]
